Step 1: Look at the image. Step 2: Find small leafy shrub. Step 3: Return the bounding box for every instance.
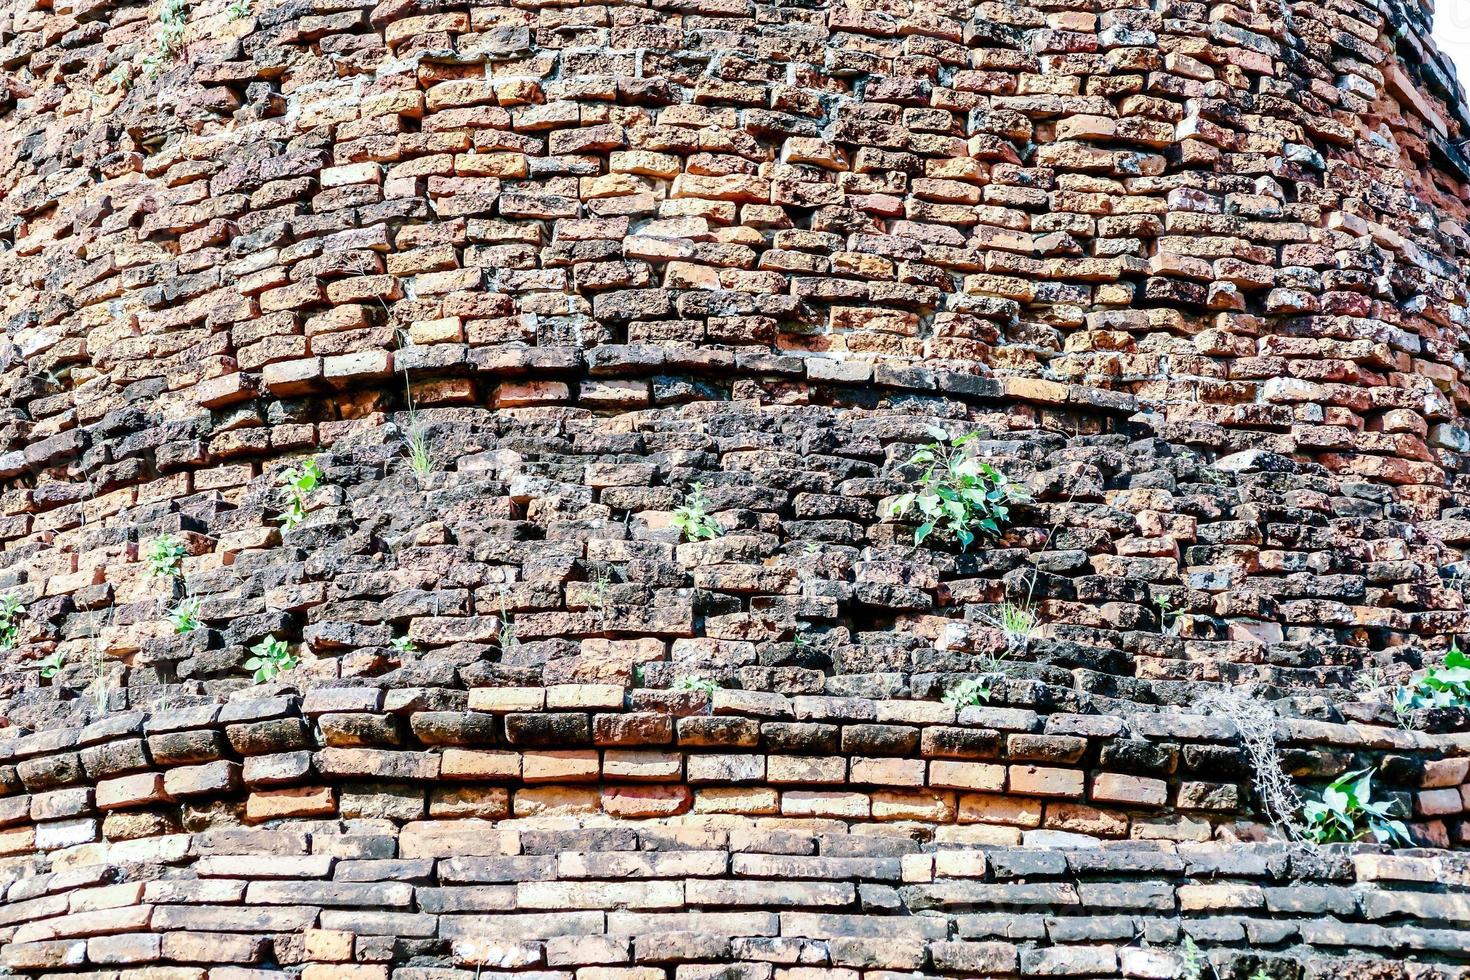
[276,459,323,532]
[168,598,202,635]
[143,534,187,578]
[1393,645,1470,727]
[0,595,26,651]
[244,635,298,683]
[226,0,250,19]
[39,651,65,680]
[888,427,1029,550]
[391,636,418,655]
[1301,768,1411,846]
[673,676,719,697]
[672,484,721,541]
[942,676,994,708]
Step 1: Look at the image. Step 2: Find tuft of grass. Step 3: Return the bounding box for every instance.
[989,599,1036,652]
[407,425,433,482]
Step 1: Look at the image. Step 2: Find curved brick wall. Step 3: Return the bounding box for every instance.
[2,0,1470,975]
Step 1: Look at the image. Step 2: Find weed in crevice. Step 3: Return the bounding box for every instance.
[673,676,718,697]
[1300,767,1411,846]
[39,651,64,680]
[887,426,1029,551]
[672,483,721,542]
[143,535,187,578]
[276,459,324,533]
[167,597,202,635]
[245,635,298,683]
[1198,688,1304,846]
[0,595,26,651]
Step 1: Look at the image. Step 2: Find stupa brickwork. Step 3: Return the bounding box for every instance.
[0,0,1469,976]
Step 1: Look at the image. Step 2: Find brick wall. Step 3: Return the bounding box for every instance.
[1,0,1470,974]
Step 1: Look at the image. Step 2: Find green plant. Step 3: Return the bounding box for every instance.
[1177,936,1208,980]
[276,459,323,532]
[1392,645,1470,728]
[390,635,417,655]
[887,427,1028,550]
[1300,767,1411,846]
[400,371,434,483]
[942,676,995,708]
[590,569,614,619]
[0,595,26,651]
[244,635,298,683]
[143,534,187,578]
[672,483,721,541]
[406,425,433,482]
[988,599,1036,652]
[226,0,250,19]
[143,0,188,78]
[38,651,65,680]
[167,598,202,634]
[495,591,518,652]
[108,63,134,90]
[1154,594,1181,634]
[674,676,718,697]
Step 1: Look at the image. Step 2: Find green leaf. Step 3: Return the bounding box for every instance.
[915,522,935,545]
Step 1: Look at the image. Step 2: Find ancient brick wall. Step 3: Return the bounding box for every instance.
[2,0,1470,975]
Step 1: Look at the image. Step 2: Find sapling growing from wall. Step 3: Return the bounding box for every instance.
[143,535,187,578]
[142,0,188,78]
[168,598,202,635]
[1391,644,1470,729]
[275,459,324,532]
[244,635,297,682]
[888,427,1029,550]
[1301,768,1411,846]
[672,483,721,541]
